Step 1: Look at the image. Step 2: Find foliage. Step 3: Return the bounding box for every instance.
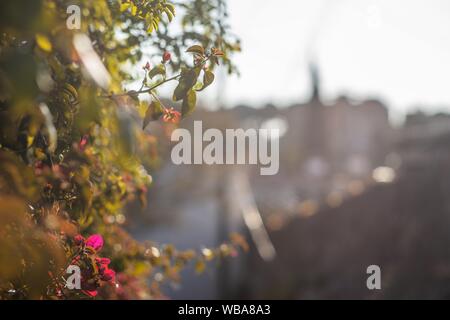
[0,0,244,299]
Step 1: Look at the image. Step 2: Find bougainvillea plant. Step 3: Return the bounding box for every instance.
[0,0,246,299]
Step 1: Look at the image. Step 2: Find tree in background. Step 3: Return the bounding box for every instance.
[0,0,247,299]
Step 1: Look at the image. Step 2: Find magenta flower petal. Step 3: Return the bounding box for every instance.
[82,290,98,297]
[73,234,85,245]
[101,268,116,282]
[96,257,111,266]
[85,234,104,251]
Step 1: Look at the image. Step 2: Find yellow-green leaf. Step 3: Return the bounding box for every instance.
[173,81,187,101]
[173,68,199,101]
[186,45,205,56]
[197,70,214,91]
[143,100,164,129]
[181,89,196,117]
[131,4,138,16]
[163,8,174,22]
[148,64,166,79]
[165,3,175,15]
[120,2,131,12]
[184,67,201,88]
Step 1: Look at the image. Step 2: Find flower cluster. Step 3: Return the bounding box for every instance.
[162,107,181,124]
[72,234,115,297]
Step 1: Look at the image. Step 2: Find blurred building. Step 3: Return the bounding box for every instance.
[282,63,391,178]
[127,63,397,299]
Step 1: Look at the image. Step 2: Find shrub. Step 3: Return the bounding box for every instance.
[0,0,245,299]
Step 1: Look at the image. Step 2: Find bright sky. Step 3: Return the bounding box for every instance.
[217,0,450,120]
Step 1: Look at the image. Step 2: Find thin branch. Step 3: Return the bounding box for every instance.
[99,54,213,101]
[99,74,181,99]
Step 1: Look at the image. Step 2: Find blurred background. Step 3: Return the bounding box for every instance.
[126,0,450,299]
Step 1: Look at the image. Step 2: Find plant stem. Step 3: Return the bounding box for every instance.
[100,74,181,99]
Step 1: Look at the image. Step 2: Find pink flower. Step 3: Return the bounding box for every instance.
[143,61,151,70]
[95,256,116,282]
[101,268,116,282]
[96,257,111,273]
[162,107,181,124]
[85,234,104,251]
[83,290,98,297]
[71,233,116,298]
[79,135,89,151]
[34,161,45,175]
[73,234,85,246]
[96,257,111,265]
[162,51,171,63]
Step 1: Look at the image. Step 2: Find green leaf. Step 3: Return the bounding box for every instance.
[197,70,215,91]
[184,67,201,88]
[173,67,200,101]
[181,89,196,117]
[120,3,131,12]
[146,14,154,33]
[131,4,138,16]
[143,100,164,129]
[147,22,154,33]
[163,8,174,22]
[210,55,219,66]
[173,81,187,101]
[186,45,205,56]
[193,82,203,91]
[152,18,159,32]
[165,3,176,15]
[148,64,166,79]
